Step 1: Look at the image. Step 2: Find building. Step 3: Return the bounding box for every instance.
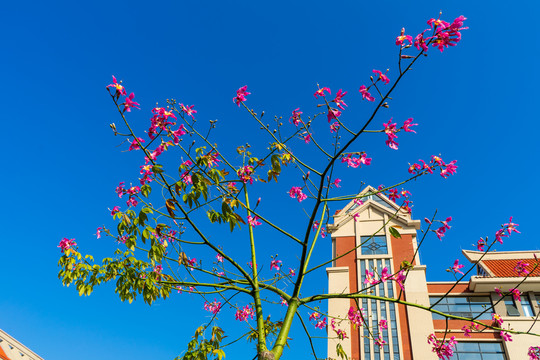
[0,329,43,360]
[326,186,540,360]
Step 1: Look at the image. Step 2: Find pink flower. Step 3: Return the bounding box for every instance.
[427,334,457,359]
[216,254,223,263]
[314,87,331,98]
[309,312,320,321]
[341,153,372,168]
[392,270,407,290]
[359,85,375,102]
[329,121,340,132]
[280,297,287,306]
[171,125,187,144]
[402,118,417,133]
[123,93,140,112]
[509,288,521,301]
[477,238,486,251]
[303,133,311,144]
[440,160,458,178]
[312,221,326,238]
[514,260,530,276]
[333,178,342,188]
[314,317,327,329]
[495,229,507,244]
[414,30,429,52]
[388,188,400,202]
[528,346,540,360]
[247,215,261,227]
[500,331,512,342]
[58,238,77,253]
[353,198,364,206]
[373,69,390,85]
[187,257,197,269]
[235,305,255,321]
[451,259,464,275]
[107,76,127,96]
[333,89,348,110]
[504,217,520,235]
[408,163,422,174]
[238,166,254,184]
[379,319,388,330]
[374,337,386,348]
[204,300,222,315]
[290,108,303,126]
[270,259,282,271]
[128,138,145,151]
[111,206,120,216]
[288,186,307,202]
[462,325,472,337]
[395,28,413,46]
[495,287,503,297]
[180,104,197,118]
[115,182,125,198]
[493,313,504,326]
[96,227,102,239]
[327,108,342,122]
[153,264,163,274]
[288,268,296,276]
[234,85,250,106]
[364,270,378,285]
[331,319,348,340]
[348,306,365,327]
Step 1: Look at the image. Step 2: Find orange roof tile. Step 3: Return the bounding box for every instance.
[0,345,11,360]
[482,259,540,277]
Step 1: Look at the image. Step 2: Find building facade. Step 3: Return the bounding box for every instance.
[327,186,540,360]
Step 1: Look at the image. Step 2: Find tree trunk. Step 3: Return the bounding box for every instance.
[258,350,275,360]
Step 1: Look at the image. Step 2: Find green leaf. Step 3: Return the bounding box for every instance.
[389,226,401,239]
[152,164,164,174]
[141,184,151,198]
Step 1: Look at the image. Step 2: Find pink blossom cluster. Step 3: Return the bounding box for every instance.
[500,331,512,342]
[139,164,153,185]
[148,107,177,140]
[235,305,255,321]
[308,312,327,329]
[288,186,307,202]
[382,117,417,150]
[107,76,140,113]
[387,188,412,213]
[427,334,457,360]
[409,155,457,178]
[341,153,372,168]
[414,16,467,53]
[58,238,77,253]
[477,217,520,251]
[359,85,375,102]
[180,160,193,185]
[237,165,254,184]
[204,300,222,315]
[153,264,163,274]
[528,346,540,360]
[461,322,479,337]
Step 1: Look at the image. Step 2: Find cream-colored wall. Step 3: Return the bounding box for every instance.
[502,319,540,360]
[403,266,438,360]
[0,328,44,360]
[327,267,352,359]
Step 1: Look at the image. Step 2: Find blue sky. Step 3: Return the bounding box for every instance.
[1,1,539,359]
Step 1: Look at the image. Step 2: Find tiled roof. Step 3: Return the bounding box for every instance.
[482,259,540,277]
[0,345,11,360]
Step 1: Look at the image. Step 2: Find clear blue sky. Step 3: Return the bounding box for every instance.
[1,1,539,359]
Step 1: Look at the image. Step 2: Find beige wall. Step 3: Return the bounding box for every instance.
[0,328,44,360]
[327,267,352,359]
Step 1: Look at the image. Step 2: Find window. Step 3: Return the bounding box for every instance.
[451,342,506,359]
[503,296,520,317]
[430,296,493,320]
[361,236,388,255]
[521,295,534,317]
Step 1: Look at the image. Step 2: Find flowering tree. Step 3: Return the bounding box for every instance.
[57,14,540,360]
